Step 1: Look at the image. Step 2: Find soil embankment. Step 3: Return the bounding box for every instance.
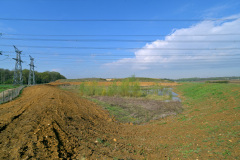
[0,84,141,159]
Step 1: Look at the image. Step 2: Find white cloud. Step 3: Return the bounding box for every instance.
[104,15,240,73]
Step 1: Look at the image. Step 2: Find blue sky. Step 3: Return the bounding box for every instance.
[0,0,240,79]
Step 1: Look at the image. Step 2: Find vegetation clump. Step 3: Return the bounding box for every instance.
[78,78,173,99]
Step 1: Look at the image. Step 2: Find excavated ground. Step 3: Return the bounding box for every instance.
[0,84,239,159]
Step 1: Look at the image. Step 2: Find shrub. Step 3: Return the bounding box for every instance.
[79,83,85,96]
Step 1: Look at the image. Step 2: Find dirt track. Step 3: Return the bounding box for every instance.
[0,84,239,159]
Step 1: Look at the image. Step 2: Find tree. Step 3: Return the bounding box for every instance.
[0,68,66,84]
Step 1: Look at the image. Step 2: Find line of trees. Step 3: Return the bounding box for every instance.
[0,68,66,84]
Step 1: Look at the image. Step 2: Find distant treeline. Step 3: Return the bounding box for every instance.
[175,77,240,82]
[0,68,66,84]
[205,80,229,83]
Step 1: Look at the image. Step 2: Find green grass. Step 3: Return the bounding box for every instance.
[175,83,240,159]
[0,85,19,92]
[176,83,239,104]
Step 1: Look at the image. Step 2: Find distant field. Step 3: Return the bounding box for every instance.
[59,77,173,83]
[229,80,240,84]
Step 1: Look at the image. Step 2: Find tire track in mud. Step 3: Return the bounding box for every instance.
[0,86,50,131]
[52,121,73,159]
[0,109,26,133]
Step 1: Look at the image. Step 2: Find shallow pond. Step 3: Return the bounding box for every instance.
[142,87,181,102]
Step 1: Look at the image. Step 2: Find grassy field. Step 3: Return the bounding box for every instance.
[169,83,240,159]
[0,85,19,92]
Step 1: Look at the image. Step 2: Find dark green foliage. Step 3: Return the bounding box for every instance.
[205,80,229,83]
[0,68,66,84]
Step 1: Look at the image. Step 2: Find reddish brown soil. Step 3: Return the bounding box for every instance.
[0,84,239,159]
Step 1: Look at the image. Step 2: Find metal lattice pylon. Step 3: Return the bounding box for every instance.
[28,55,36,85]
[13,45,23,85]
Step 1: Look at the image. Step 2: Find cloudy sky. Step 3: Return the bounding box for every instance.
[0,0,240,79]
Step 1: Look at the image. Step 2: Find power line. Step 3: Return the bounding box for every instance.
[1,44,240,50]
[3,52,240,58]
[0,55,9,61]
[20,54,240,57]
[1,37,240,43]
[19,54,240,58]
[19,56,240,61]
[0,18,237,22]
[26,60,240,64]
[2,50,240,56]
[30,61,240,66]
[2,33,240,37]
[24,57,240,61]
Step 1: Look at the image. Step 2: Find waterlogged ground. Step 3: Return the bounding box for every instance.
[0,83,239,159]
[91,96,182,124]
[60,83,183,124]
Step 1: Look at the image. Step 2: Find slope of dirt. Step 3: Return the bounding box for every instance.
[0,84,239,159]
[0,84,144,159]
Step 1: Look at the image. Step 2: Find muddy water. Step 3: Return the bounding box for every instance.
[169,88,181,102]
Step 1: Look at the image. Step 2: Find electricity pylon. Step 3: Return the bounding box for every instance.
[28,55,36,85]
[13,45,23,85]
